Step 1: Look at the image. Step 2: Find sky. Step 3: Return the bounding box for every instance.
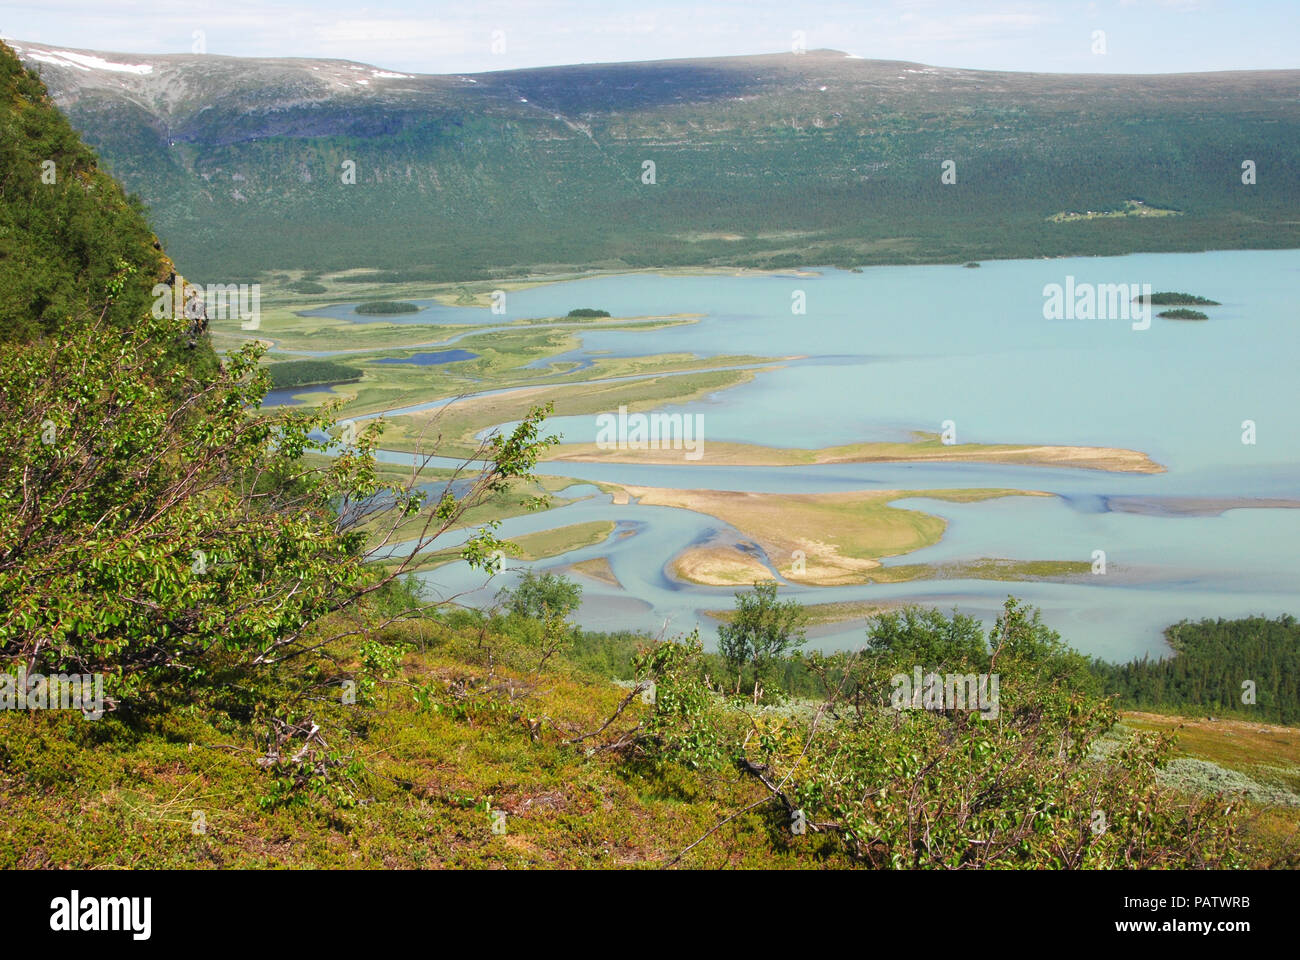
[1,0,1296,75]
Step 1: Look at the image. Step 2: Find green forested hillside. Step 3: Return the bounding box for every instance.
[14,41,1300,279]
[1096,615,1300,723]
[0,42,215,376]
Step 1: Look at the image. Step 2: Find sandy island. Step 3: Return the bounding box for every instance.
[615,485,1064,587]
[550,436,1163,474]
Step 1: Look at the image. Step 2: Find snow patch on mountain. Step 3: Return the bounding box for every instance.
[17,46,153,75]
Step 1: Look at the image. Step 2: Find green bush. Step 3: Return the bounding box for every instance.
[0,292,557,719]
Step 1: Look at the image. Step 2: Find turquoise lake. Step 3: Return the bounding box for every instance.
[334,249,1299,662]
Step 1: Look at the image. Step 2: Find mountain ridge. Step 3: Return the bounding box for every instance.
[11,38,1299,279]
